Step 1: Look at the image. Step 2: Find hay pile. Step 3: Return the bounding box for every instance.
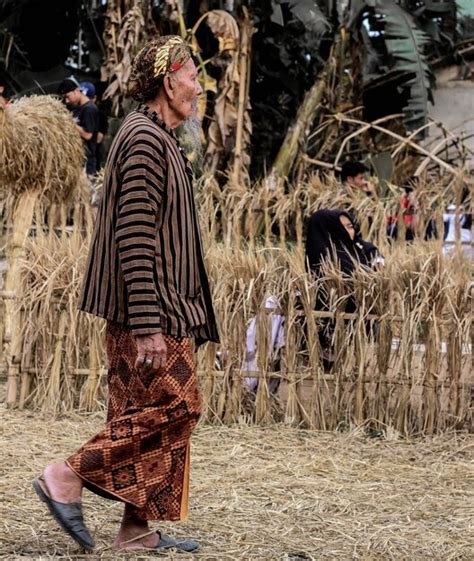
[201,243,473,434]
[0,95,84,203]
[0,404,472,559]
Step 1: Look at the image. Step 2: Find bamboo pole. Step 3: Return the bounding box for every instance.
[4,190,38,407]
[334,114,457,175]
[41,308,68,413]
[305,303,325,430]
[201,343,217,423]
[283,302,302,427]
[231,8,253,188]
[424,319,440,435]
[18,312,33,410]
[16,366,472,390]
[254,312,271,424]
[354,317,367,426]
[82,327,101,411]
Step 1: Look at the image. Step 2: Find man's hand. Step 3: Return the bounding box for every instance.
[134,332,167,374]
[362,180,375,194]
[76,124,93,141]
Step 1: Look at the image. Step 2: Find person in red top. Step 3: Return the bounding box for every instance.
[387,178,419,241]
[387,177,437,241]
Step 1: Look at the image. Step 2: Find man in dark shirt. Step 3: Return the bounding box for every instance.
[58,77,99,176]
[340,161,375,198]
[79,81,109,169]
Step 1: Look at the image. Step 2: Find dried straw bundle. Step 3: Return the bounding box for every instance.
[2,184,97,411]
[18,233,106,413]
[0,95,84,203]
[201,243,472,434]
[197,171,472,258]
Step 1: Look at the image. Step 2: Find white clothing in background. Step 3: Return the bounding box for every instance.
[243,295,285,391]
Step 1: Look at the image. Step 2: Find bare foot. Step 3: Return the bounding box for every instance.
[43,462,83,504]
[113,504,160,550]
[113,528,160,550]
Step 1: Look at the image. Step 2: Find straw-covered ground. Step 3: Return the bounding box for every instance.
[1,402,473,561]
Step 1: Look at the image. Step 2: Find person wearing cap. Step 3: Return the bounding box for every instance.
[34,36,219,554]
[79,81,108,146]
[79,81,109,207]
[58,77,99,176]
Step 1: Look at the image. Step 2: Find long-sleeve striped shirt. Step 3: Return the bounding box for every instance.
[79,106,219,345]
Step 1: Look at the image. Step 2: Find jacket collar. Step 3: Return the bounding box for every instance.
[138,105,178,140]
[137,105,195,180]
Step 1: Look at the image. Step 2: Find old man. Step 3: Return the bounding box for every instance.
[33,36,219,553]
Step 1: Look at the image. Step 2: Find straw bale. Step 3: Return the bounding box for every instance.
[0,404,472,559]
[0,96,84,203]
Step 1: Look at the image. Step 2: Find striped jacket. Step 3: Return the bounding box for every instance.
[79,106,219,346]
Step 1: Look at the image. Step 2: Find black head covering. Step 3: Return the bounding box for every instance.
[305,209,371,275]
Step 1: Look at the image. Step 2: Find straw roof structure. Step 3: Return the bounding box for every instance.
[0,403,472,559]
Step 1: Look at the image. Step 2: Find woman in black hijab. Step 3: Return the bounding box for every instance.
[304,209,382,368]
[305,209,379,276]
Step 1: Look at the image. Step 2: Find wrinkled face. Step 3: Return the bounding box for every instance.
[63,88,82,107]
[347,172,368,191]
[167,58,202,122]
[339,215,355,240]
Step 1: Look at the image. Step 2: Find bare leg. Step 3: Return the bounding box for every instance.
[43,462,83,503]
[113,504,160,550]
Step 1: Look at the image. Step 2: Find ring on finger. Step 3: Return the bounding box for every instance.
[144,357,153,367]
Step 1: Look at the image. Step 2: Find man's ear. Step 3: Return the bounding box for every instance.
[163,75,175,100]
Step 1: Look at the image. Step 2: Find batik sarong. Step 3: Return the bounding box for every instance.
[67,322,201,520]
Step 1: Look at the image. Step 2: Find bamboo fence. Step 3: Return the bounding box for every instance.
[1,186,472,435]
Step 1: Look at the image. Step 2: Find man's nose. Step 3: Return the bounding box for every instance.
[195,81,203,96]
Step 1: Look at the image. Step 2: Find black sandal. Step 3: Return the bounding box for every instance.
[153,532,200,552]
[33,476,94,551]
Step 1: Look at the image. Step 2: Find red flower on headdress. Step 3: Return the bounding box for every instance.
[170,61,182,73]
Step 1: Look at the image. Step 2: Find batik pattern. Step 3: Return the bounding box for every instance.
[67,322,201,520]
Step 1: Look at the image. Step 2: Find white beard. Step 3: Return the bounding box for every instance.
[175,114,204,173]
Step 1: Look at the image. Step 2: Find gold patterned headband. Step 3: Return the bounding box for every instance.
[153,36,190,78]
[128,35,192,102]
